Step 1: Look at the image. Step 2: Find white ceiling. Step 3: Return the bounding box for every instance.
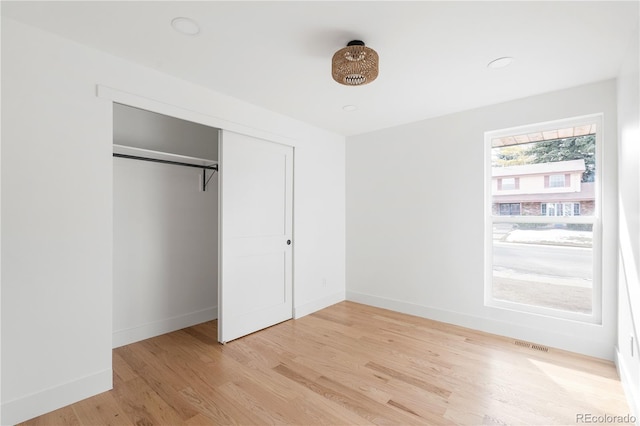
[2,1,638,136]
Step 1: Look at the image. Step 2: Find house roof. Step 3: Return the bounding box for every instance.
[493,182,595,203]
[492,159,586,177]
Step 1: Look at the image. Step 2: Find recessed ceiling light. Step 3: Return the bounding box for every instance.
[171,17,200,36]
[487,57,514,69]
[343,105,358,112]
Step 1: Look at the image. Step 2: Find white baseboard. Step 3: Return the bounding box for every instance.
[294,291,345,319]
[113,306,218,348]
[346,290,612,360]
[615,347,640,423]
[1,368,112,425]
[347,290,480,326]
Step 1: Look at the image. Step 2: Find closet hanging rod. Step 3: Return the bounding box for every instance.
[113,153,218,171]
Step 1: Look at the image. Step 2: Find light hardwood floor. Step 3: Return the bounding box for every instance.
[22,302,631,425]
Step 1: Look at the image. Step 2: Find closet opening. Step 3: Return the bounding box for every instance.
[112,103,220,348]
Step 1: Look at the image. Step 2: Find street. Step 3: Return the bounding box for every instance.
[492,241,593,313]
[493,241,592,280]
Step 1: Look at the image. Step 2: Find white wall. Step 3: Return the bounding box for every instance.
[114,103,219,160]
[2,18,113,426]
[1,17,345,425]
[347,79,618,360]
[0,9,4,423]
[616,22,640,418]
[113,105,219,348]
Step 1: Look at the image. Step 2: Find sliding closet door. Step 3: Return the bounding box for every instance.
[219,131,293,343]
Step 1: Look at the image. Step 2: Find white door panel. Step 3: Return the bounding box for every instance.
[219,131,293,343]
[226,252,286,312]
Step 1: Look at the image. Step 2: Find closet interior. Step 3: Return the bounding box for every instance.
[112,103,220,348]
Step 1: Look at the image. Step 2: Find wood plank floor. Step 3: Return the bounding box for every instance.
[22,302,631,425]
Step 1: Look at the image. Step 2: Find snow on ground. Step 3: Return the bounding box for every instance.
[504,229,592,247]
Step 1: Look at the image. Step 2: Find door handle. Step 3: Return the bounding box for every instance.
[287,240,292,245]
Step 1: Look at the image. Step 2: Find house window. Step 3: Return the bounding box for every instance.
[498,177,519,191]
[499,203,520,216]
[548,174,566,187]
[501,177,516,190]
[541,202,581,217]
[487,115,600,323]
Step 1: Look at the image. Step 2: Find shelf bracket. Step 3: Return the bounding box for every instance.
[202,165,218,192]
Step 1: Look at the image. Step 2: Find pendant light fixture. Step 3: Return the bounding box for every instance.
[332,40,379,86]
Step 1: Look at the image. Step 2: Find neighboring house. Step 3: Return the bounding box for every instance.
[492,159,595,216]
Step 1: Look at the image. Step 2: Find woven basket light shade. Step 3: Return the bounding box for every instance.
[332,40,379,86]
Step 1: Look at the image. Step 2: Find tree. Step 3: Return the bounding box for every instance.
[492,145,533,167]
[525,134,595,182]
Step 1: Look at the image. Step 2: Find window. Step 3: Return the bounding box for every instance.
[498,177,519,191]
[499,203,521,216]
[548,174,566,187]
[501,177,516,190]
[541,202,580,217]
[486,116,600,323]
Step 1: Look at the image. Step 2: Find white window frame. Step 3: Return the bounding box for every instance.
[484,114,602,324]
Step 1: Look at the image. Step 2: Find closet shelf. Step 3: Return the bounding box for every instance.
[113,144,218,168]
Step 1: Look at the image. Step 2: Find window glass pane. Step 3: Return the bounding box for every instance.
[489,121,598,322]
[492,134,595,217]
[492,222,593,314]
[499,203,521,215]
[501,177,516,190]
[549,174,565,187]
